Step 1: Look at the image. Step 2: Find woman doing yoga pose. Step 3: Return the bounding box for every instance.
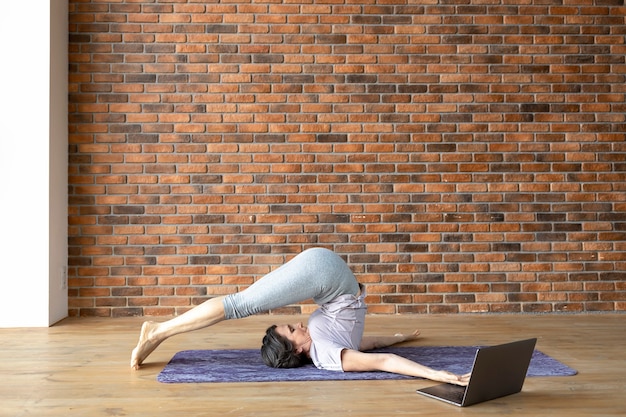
[130,248,470,386]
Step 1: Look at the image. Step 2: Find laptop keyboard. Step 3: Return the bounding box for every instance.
[422,384,466,404]
[444,386,466,404]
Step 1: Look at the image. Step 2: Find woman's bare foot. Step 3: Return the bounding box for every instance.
[130,321,162,370]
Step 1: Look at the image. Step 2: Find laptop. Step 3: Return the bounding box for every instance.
[416,338,537,407]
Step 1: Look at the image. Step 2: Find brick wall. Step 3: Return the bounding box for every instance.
[68,0,626,317]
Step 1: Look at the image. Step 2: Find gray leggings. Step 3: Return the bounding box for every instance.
[222,248,359,320]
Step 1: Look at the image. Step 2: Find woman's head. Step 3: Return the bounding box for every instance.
[261,324,311,369]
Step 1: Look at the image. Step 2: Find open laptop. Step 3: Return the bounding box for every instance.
[416,338,537,407]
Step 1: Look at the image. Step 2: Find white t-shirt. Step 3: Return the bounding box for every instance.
[307,285,367,371]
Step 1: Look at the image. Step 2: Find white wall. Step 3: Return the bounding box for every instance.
[49,0,70,325]
[0,0,68,327]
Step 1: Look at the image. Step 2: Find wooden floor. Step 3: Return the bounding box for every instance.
[2,314,625,417]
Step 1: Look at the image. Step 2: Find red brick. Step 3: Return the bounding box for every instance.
[67,1,626,316]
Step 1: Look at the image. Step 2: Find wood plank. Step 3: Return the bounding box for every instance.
[0,314,624,416]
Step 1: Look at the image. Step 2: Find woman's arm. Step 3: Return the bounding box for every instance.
[359,329,421,351]
[341,349,470,386]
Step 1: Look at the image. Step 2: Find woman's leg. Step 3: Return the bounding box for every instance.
[130,295,226,369]
[223,247,358,319]
[131,247,358,368]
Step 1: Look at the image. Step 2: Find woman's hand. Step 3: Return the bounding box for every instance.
[435,370,472,386]
[360,329,421,351]
[393,329,421,343]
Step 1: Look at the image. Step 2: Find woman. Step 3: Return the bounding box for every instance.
[131,248,470,386]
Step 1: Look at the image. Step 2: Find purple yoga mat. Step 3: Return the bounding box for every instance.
[157,345,577,383]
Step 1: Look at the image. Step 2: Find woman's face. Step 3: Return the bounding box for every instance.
[274,322,311,354]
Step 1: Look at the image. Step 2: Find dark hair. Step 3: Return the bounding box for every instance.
[261,325,310,369]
